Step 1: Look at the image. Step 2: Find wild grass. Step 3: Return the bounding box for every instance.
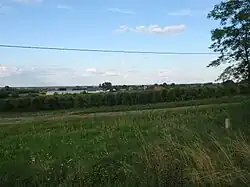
[0,100,249,186]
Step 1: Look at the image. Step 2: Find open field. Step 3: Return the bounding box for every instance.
[0,98,250,186]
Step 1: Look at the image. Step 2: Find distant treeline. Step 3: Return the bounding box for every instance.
[0,86,41,99]
[0,83,249,112]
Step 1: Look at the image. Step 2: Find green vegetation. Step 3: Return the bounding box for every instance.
[0,86,41,99]
[0,1,249,186]
[99,82,113,90]
[58,88,67,91]
[207,0,250,83]
[1,83,249,112]
[0,99,250,186]
[0,95,248,119]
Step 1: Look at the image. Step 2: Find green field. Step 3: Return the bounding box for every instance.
[0,99,250,186]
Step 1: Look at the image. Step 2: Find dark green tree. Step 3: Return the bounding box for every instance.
[58,87,67,91]
[101,82,113,90]
[4,86,11,91]
[207,0,250,84]
[162,82,167,87]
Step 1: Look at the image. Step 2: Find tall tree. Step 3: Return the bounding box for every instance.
[207,0,250,84]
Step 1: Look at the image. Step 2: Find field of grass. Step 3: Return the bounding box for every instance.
[0,99,250,186]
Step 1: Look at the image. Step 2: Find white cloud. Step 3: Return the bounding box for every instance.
[115,24,186,35]
[56,4,72,10]
[0,64,23,77]
[14,0,43,4]
[158,69,175,78]
[0,64,9,76]
[104,71,120,76]
[116,25,130,32]
[0,4,10,14]
[107,8,135,14]
[155,68,221,84]
[85,68,120,76]
[0,64,221,87]
[85,68,98,74]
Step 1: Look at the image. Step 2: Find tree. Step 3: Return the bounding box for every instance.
[0,91,9,99]
[4,86,12,91]
[100,82,112,90]
[11,92,19,98]
[58,87,67,91]
[207,0,250,84]
[223,80,235,85]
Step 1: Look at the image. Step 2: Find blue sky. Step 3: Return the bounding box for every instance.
[0,0,225,86]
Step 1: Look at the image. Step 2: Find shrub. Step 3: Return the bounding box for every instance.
[0,84,249,112]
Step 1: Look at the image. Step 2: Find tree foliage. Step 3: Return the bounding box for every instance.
[0,86,40,99]
[207,0,250,83]
[100,82,113,90]
[0,84,249,112]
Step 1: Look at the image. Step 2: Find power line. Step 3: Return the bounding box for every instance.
[0,44,219,55]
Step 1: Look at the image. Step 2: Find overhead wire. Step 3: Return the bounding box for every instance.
[0,44,219,55]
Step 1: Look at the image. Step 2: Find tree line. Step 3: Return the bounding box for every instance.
[0,86,41,99]
[0,83,249,112]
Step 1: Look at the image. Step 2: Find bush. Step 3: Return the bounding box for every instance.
[0,84,249,112]
[0,91,9,99]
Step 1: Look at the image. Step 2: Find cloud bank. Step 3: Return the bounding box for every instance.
[0,4,11,14]
[56,4,72,10]
[14,0,43,4]
[107,8,135,14]
[116,24,186,35]
[0,64,219,87]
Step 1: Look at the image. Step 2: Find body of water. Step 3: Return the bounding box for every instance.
[46,90,106,95]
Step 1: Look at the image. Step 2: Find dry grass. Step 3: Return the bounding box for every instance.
[135,129,250,187]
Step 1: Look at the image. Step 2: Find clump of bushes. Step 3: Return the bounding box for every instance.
[0,84,249,112]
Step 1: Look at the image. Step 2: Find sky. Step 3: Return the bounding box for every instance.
[0,0,226,86]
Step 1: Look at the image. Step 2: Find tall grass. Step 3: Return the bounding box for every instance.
[136,130,250,186]
[83,128,250,186]
[0,100,249,186]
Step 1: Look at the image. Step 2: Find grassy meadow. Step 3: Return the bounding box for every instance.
[0,99,250,186]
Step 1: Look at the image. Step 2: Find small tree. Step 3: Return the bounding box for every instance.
[207,0,250,84]
[4,86,11,91]
[58,87,67,91]
[101,82,113,90]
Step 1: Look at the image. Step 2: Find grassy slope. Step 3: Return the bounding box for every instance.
[0,100,250,186]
